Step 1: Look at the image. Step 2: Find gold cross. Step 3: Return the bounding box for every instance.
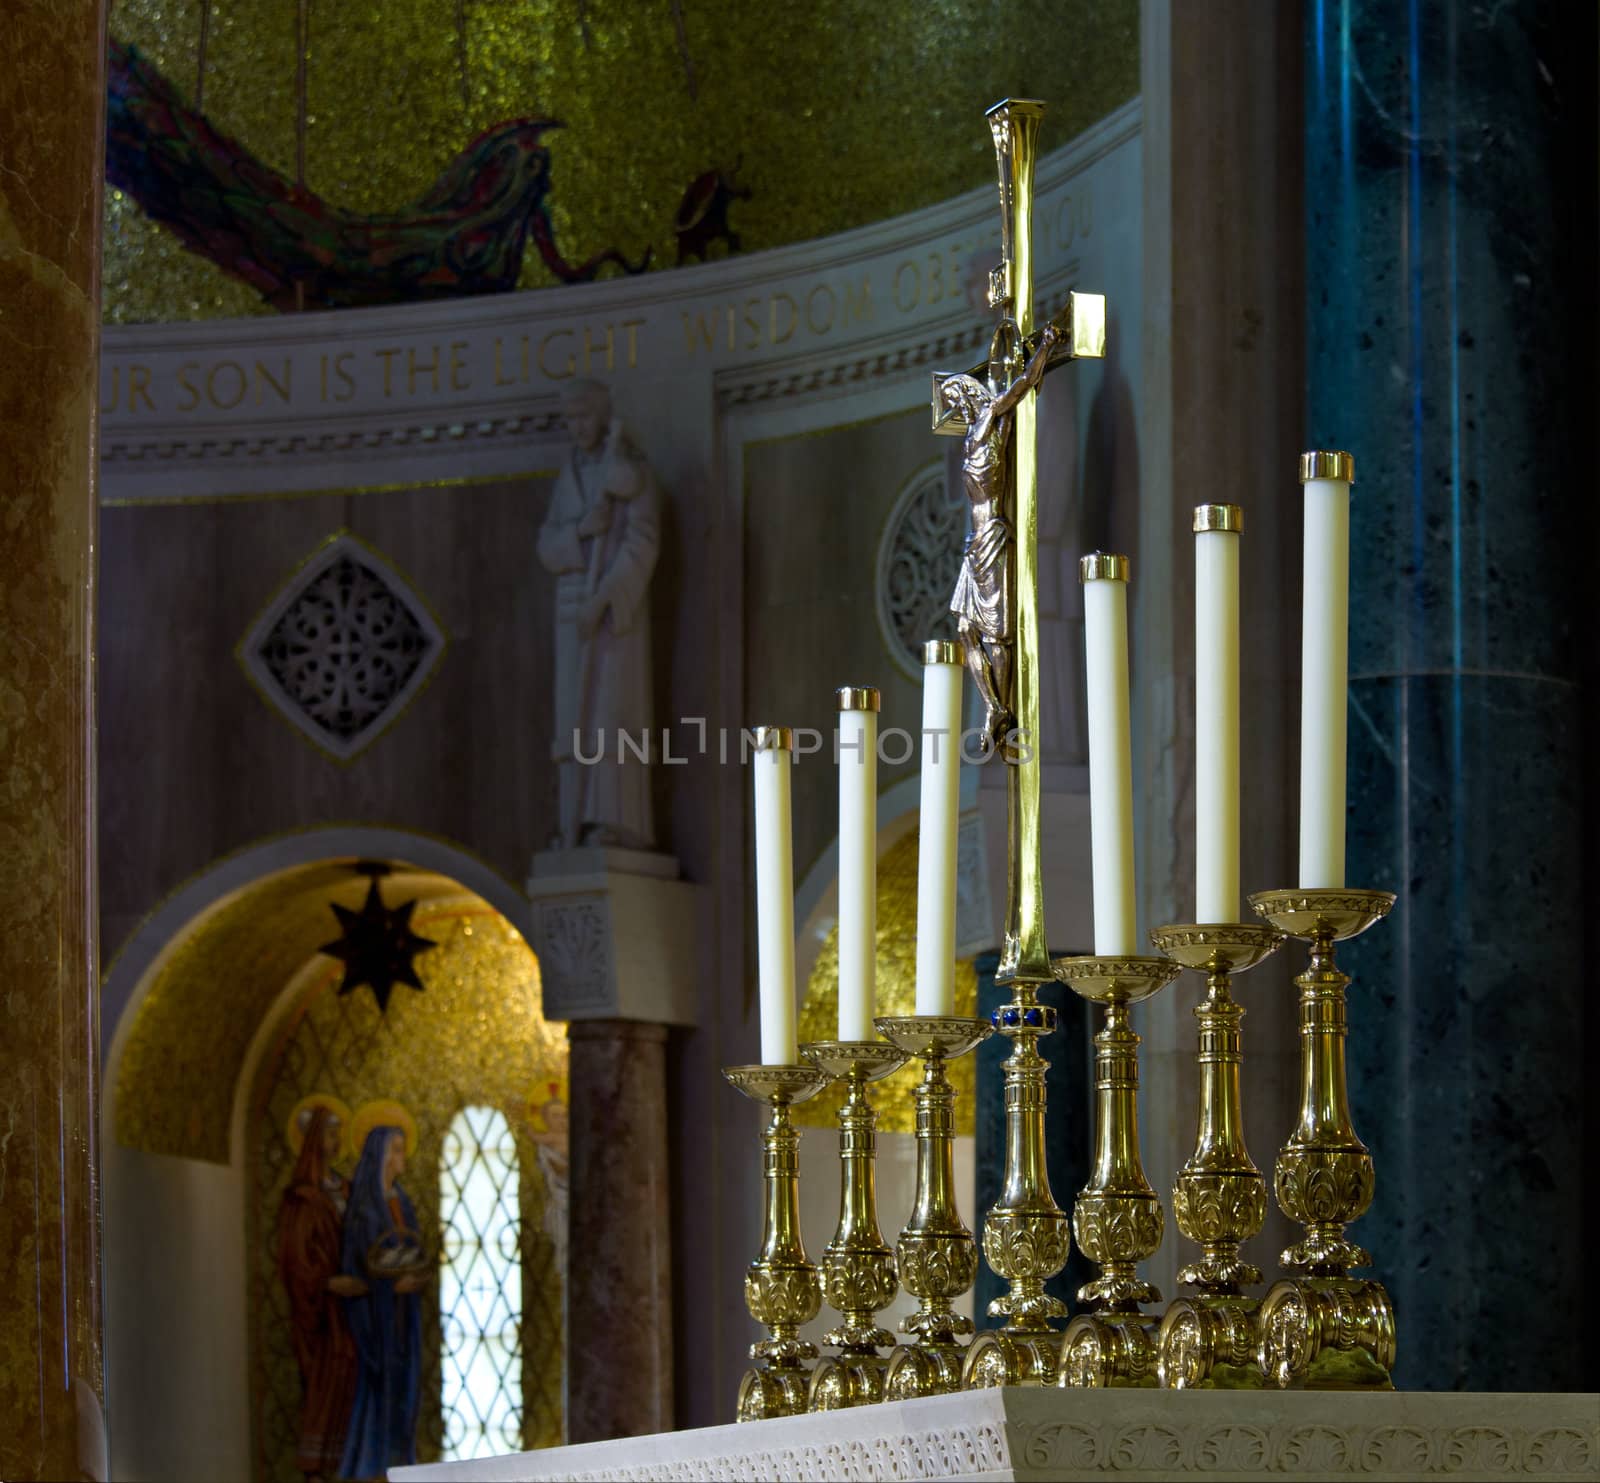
[931,99,1107,985]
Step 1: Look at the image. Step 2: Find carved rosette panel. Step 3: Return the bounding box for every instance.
[557,1413,1596,1479]
[897,1232,978,1304]
[1073,1191,1164,1268]
[1275,1147,1374,1230]
[745,1263,821,1333]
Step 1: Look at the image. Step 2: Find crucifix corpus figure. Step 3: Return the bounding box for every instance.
[938,320,1061,755]
[537,379,661,850]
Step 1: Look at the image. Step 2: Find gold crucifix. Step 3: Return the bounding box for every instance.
[930,99,1106,986]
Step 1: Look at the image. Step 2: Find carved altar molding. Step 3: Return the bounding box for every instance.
[394,1388,1600,1482]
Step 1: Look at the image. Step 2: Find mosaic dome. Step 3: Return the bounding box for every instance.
[105,0,1136,322]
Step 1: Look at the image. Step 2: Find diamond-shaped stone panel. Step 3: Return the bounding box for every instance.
[240,533,444,760]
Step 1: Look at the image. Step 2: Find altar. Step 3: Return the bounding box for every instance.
[396,1389,1600,1481]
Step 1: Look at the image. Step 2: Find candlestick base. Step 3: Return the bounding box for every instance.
[1058,1313,1161,1389]
[801,1039,908,1411]
[963,1329,1063,1388]
[875,1016,993,1400]
[1148,924,1282,1390]
[1248,888,1397,1391]
[724,1063,832,1421]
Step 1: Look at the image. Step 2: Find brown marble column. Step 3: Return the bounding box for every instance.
[565,1020,672,1442]
[0,3,107,1480]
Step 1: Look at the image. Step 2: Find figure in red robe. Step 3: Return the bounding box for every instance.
[277,1103,362,1482]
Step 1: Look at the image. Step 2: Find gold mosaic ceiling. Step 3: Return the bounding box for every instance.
[113,860,546,1164]
[105,0,1137,323]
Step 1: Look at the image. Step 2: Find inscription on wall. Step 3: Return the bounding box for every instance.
[101,188,1101,417]
[97,104,1138,504]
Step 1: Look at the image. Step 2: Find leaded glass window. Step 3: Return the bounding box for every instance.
[439,1104,523,1459]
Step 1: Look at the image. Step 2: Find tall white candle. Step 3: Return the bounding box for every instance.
[915,644,964,1014]
[1298,452,1354,889]
[752,726,797,1064]
[1080,554,1137,955]
[1194,505,1242,924]
[836,686,879,1041]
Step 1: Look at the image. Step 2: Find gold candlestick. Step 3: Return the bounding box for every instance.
[723,1062,831,1420]
[875,1015,993,1399]
[801,1039,908,1409]
[1148,922,1283,1388]
[1248,888,1397,1389]
[1051,955,1181,1388]
[960,983,1072,1389]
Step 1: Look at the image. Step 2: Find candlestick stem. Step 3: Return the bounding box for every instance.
[876,1016,993,1398]
[1052,955,1179,1388]
[801,1040,907,1409]
[1149,923,1282,1389]
[723,1063,830,1420]
[961,979,1071,1389]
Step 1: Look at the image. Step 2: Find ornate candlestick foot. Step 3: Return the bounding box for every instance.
[1050,955,1180,1388]
[1148,923,1283,1389]
[961,982,1072,1390]
[1248,888,1398,1390]
[800,1040,908,1410]
[724,1063,831,1420]
[873,1016,993,1400]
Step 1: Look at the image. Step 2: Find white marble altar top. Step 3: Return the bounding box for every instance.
[394,1387,1599,1481]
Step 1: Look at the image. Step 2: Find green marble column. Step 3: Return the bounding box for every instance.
[1305,0,1591,1391]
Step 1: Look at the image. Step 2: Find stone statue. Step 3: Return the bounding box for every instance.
[938,320,1061,753]
[537,380,661,849]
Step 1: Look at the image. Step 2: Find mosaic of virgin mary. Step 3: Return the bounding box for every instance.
[338,1104,427,1480]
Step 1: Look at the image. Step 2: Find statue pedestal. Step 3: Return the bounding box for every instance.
[396,1387,1598,1481]
[527,847,699,1025]
[527,848,701,1442]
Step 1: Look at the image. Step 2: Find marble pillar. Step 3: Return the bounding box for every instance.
[0,3,107,1479]
[565,1020,673,1441]
[1306,0,1591,1390]
[1137,0,1310,1309]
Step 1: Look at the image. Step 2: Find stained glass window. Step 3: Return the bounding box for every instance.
[439,1104,523,1460]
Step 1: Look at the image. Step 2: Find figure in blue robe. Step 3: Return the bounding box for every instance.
[338,1126,424,1480]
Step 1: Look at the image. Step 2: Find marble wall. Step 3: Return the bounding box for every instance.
[1306,0,1593,1391]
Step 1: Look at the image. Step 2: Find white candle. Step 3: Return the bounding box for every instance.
[915,645,964,1014]
[836,686,879,1041]
[1194,505,1242,923]
[752,726,797,1064]
[1298,452,1353,889]
[1080,554,1137,955]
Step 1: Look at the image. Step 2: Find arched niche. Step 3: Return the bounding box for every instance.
[102,831,567,1483]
